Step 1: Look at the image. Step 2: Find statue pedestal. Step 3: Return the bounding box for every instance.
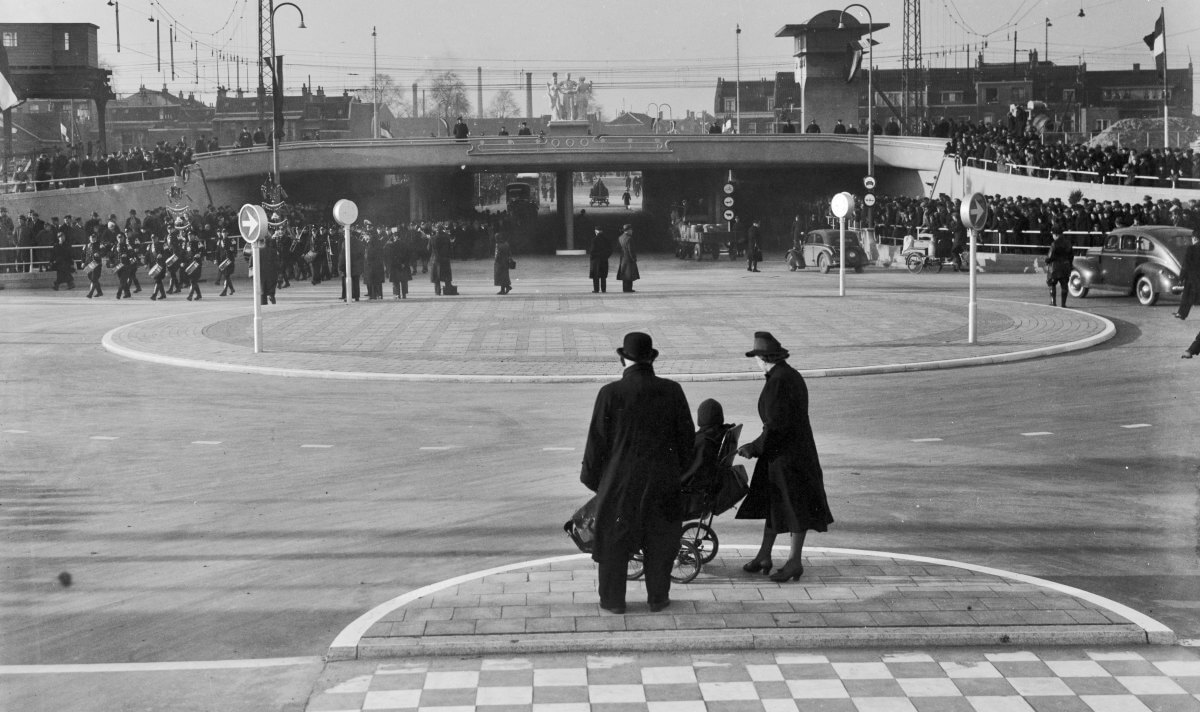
[548,120,591,136]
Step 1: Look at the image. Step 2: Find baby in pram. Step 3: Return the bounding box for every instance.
[679,399,741,519]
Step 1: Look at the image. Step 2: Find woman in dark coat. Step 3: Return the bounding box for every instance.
[493,233,512,294]
[588,226,611,293]
[736,331,833,582]
[616,224,639,292]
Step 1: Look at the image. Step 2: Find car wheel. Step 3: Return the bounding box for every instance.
[818,253,830,274]
[1067,270,1088,298]
[1136,275,1159,306]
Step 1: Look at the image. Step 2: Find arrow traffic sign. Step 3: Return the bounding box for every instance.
[238,203,268,243]
[961,192,989,231]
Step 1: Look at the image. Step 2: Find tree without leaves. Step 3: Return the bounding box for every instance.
[488,89,519,119]
[426,70,471,119]
[353,73,410,118]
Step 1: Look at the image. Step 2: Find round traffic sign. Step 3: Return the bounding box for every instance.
[863,193,876,207]
[960,192,989,231]
[863,176,876,190]
[723,182,735,195]
[332,199,359,227]
[830,192,855,219]
[722,195,735,208]
[722,209,736,221]
[238,203,268,243]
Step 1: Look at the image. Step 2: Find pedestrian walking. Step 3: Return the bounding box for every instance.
[589,226,611,293]
[50,231,75,290]
[616,224,639,293]
[1174,231,1200,319]
[493,232,513,295]
[217,238,238,296]
[581,332,695,614]
[184,239,203,301]
[746,219,763,272]
[1045,229,1073,307]
[736,332,834,583]
[622,190,631,210]
[260,235,280,305]
[83,233,104,298]
[148,246,168,300]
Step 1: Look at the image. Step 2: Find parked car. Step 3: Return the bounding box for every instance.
[1068,226,1190,306]
[798,229,867,274]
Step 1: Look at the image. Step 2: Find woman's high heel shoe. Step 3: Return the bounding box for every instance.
[742,558,774,575]
[769,559,804,583]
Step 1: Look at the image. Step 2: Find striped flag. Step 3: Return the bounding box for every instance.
[0,44,23,111]
[1143,9,1165,78]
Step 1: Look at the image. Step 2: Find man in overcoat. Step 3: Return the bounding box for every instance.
[1174,231,1200,320]
[581,332,694,614]
[588,226,611,293]
[616,224,639,292]
[1045,229,1074,307]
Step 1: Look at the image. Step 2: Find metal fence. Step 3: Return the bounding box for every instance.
[958,156,1200,190]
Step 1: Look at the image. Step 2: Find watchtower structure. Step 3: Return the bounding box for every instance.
[0,23,115,162]
[776,10,889,133]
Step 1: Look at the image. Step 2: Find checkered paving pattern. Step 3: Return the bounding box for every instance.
[306,647,1200,712]
[103,259,1109,380]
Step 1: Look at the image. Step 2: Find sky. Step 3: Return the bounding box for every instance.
[19,0,1200,117]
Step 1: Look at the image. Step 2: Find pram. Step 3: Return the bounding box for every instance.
[563,424,747,584]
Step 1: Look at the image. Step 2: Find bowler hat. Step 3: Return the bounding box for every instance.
[745,331,789,359]
[622,224,633,231]
[616,331,658,363]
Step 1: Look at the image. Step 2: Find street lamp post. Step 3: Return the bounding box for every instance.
[372,27,379,139]
[267,0,306,183]
[1044,18,1051,64]
[735,24,742,134]
[838,5,875,182]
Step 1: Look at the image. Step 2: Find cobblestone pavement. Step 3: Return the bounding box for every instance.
[100,257,1112,381]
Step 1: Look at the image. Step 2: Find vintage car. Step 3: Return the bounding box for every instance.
[797,229,867,273]
[1068,226,1191,306]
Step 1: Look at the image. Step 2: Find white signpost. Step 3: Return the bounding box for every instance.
[830,192,855,297]
[238,203,268,353]
[332,199,359,303]
[960,192,989,345]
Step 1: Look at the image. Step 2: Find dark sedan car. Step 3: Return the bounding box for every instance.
[799,229,868,274]
[1068,226,1191,306]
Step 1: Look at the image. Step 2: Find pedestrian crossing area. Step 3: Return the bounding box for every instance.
[306,647,1200,712]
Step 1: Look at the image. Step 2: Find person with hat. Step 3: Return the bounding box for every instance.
[50,230,76,290]
[83,232,105,298]
[493,232,513,295]
[735,331,834,583]
[588,226,612,293]
[616,224,639,293]
[1045,228,1073,307]
[581,332,695,614]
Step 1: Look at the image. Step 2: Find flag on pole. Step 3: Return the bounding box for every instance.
[0,44,23,111]
[1143,9,1166,78]
[60,122,69,143]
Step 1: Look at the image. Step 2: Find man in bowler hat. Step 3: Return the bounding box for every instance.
[581,332,695,613]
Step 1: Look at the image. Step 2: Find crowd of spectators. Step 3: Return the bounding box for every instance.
[5,139,197,193]
[943,120,1200,189]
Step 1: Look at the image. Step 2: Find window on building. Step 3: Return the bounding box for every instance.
[766,97,775,111]
[1062,88,1075,102]
[940,91,963,104]
[2,32,17,47]
[62,32,70,51]
[1093,119,1110,132]
[983,87,999,103]
[723,97,736,113]
[1011,88,1027,102]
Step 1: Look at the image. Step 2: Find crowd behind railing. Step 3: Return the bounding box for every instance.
[0,139,197,194]
[943,120,1200,190]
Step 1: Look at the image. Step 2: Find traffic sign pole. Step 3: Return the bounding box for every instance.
[332,199,359,303]
[238,203,269,354]
[830,192,854,297]
[960,193,989,346]
[968,228,977,344]
[252,239,263,353]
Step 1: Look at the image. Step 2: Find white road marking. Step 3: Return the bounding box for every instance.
[419,446,455,451]
[1120,424,1152,429]
[1021,432,1054,437]
[1181,639,1200,647]
[191,441,222,445]
[300,444,333,449]
[89,436,119,440]
[3,429,29,434]
[0,657,321,674]
[910,438,943,443]
[542,447,576,451]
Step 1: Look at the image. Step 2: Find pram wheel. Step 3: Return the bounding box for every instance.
[671,540,702,583]
[681,522,718,563]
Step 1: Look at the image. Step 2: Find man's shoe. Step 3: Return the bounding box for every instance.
[599,603,626,614]
[648,598,671,612]
[1174,313,1185,320]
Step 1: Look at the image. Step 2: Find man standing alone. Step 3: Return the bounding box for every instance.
[616,224,639,292]
[581,332,694,614]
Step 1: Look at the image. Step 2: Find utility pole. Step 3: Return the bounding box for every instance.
[372,27,378,138]
[735,24,742,134]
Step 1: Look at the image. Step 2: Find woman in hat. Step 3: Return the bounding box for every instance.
[493,232,513,295]
[735,331,833,582]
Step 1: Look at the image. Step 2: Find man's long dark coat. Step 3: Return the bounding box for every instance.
[581,362,694,564]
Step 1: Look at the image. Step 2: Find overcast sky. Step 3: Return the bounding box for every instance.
[21,0,1200,116]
